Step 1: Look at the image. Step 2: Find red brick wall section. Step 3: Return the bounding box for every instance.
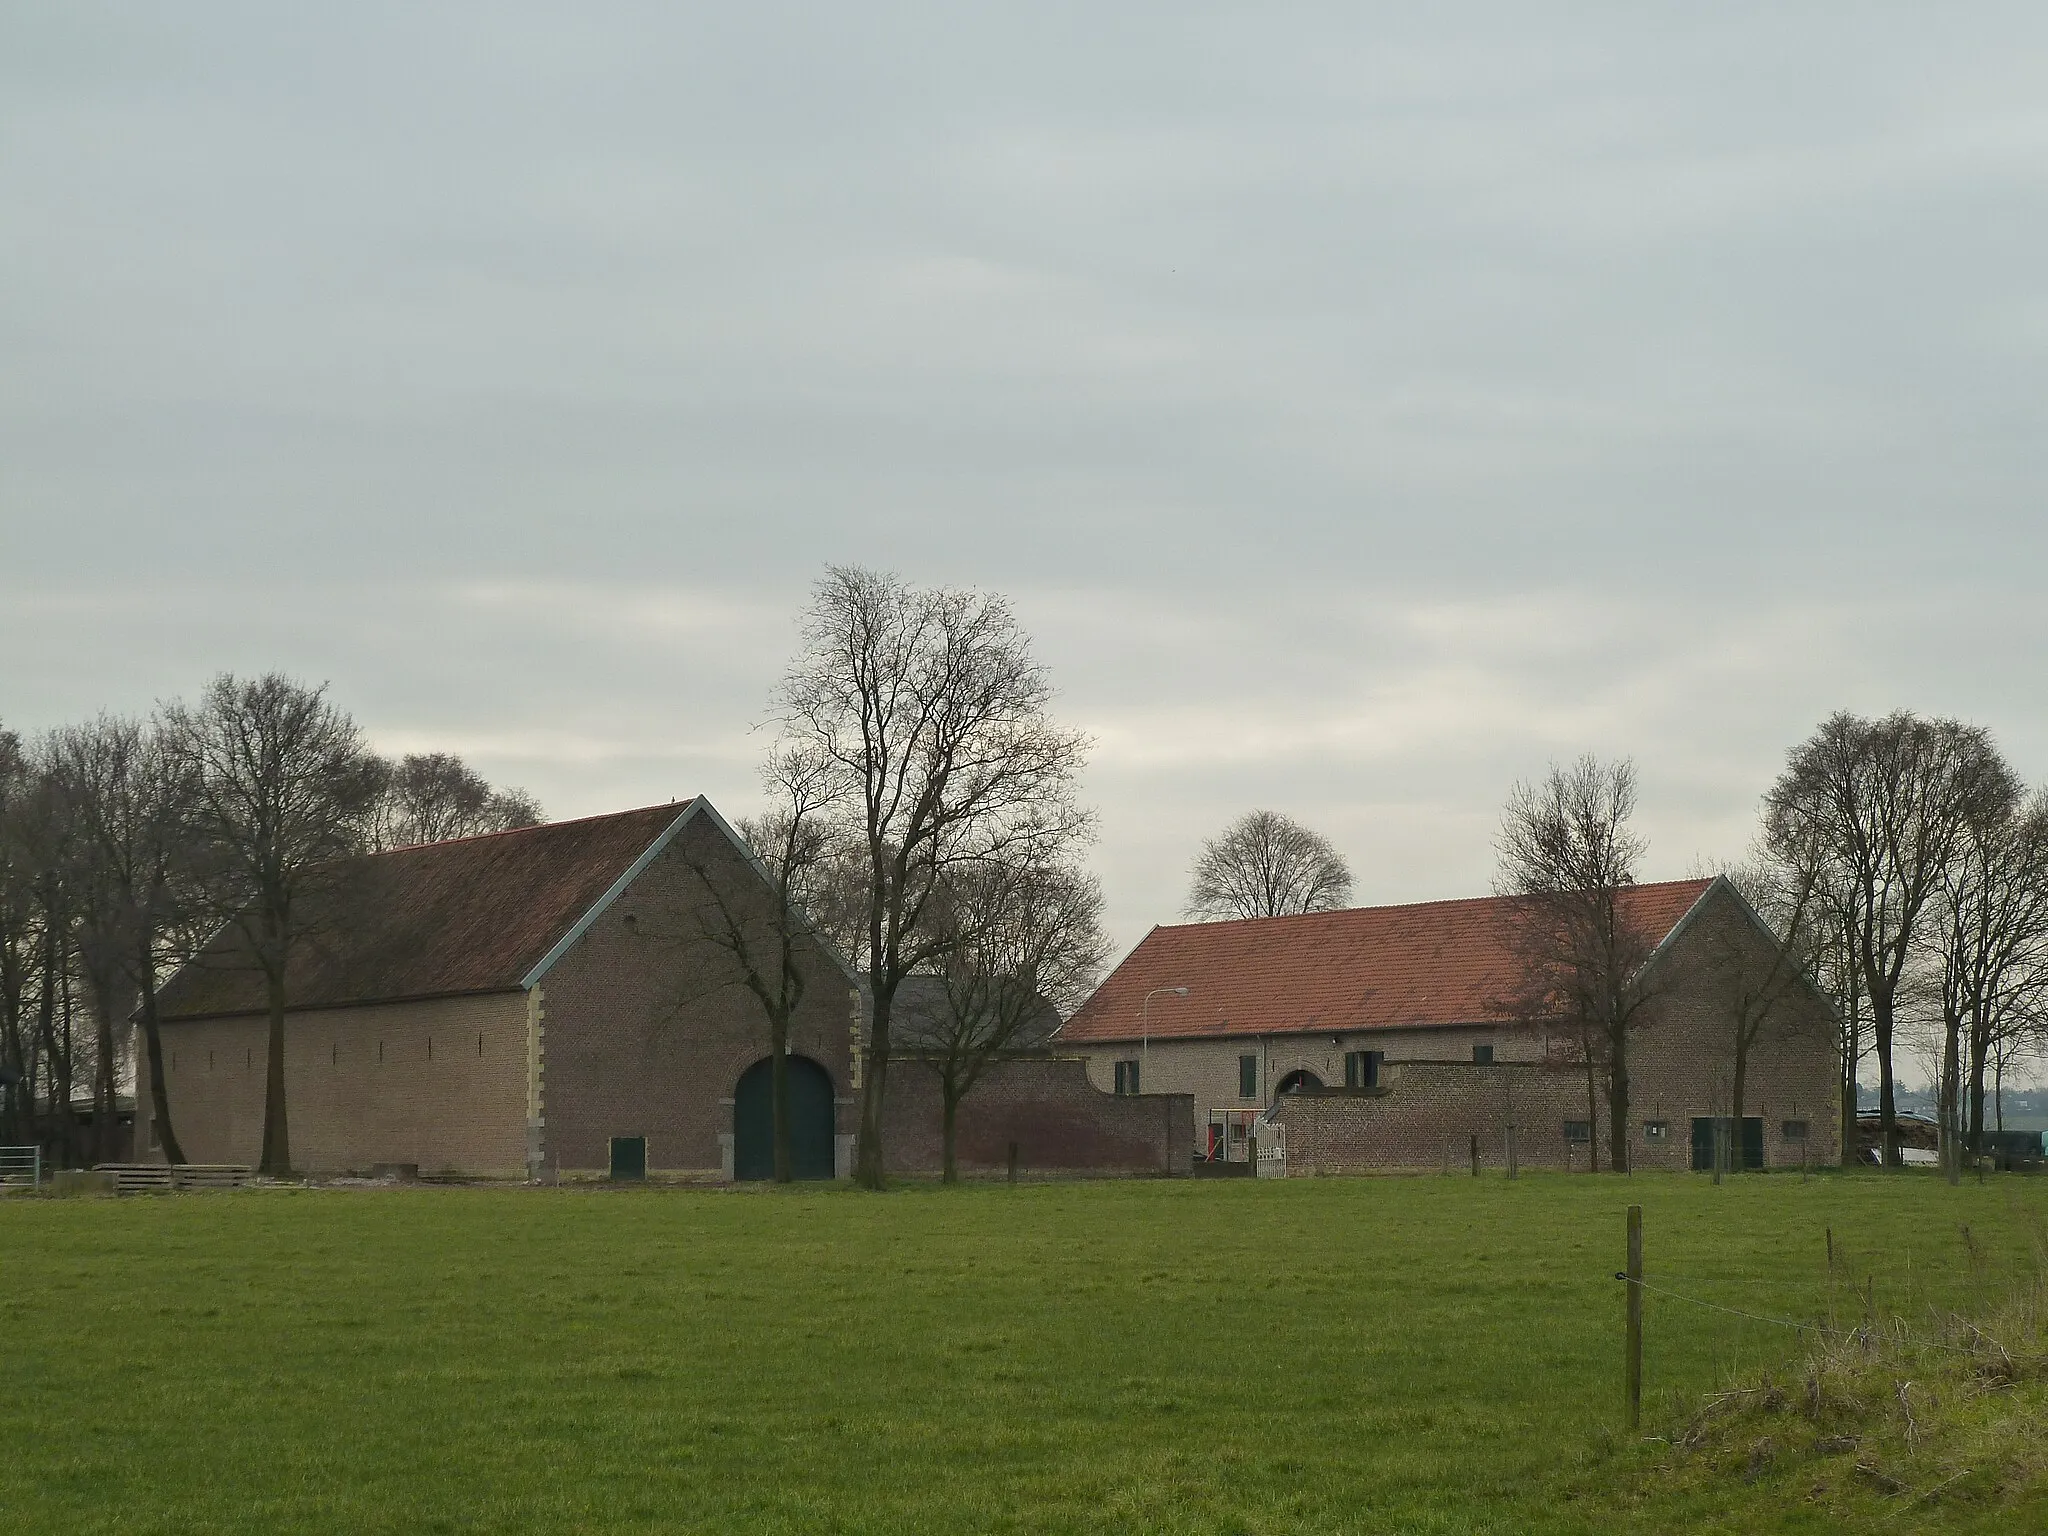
[880,1056,1193,1178]
[536,811,859,1177]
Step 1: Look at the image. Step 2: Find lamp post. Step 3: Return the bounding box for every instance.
[1139,985,1190,1090]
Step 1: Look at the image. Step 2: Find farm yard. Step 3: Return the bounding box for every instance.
[4,1173,2045,1534]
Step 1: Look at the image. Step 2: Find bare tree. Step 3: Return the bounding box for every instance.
[166,675,381,1177]
[0,725,39,1145]
[672,750,840,1183]
[1183,810,1353,921]
[1930,784,2048,1179]
[1494,755,1653,1173]
[913,858,1108,1181]
[1766,711,2011,1168]
[773,567,1091,1190]
[48,714,201,1165]
[367,752,542,851]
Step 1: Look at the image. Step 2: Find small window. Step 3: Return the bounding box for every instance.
[1114,1059,1141,1096]
[1343,1056,1392,1089]
[1643,1120,1669,1141]
[1238,1055,1258,1099]
[1563,1121,1592,1144]
[1783,1119,1809,1142]
[1344,1050,1384,1089]
[1472,1044,1494,1065]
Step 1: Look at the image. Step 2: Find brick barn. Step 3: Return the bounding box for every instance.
[144,800,863,1180]
[1056,877,1840,1175]
[142,799,1189,1182]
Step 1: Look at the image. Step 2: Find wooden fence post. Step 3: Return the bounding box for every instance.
[1626,1204,1643,1431]
[1469,1134,1480,1177]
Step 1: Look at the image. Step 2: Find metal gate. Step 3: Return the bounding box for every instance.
[0,1146,42,1190]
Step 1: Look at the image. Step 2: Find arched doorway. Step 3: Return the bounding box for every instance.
[1275,1069,1324,1095]
[733,1056,835,1181]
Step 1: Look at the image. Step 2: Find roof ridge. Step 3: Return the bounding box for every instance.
[1152,876,1714,934]
[366,798,694,859]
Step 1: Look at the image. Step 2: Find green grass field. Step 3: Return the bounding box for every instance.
[3,1173,2043,1534]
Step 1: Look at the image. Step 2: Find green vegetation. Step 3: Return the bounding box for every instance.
[2,1174,2044,1534]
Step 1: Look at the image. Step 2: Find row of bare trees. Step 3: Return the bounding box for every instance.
[1762,710,2048,1175]
[0,676,537,1172]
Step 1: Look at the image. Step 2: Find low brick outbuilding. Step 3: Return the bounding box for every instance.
[1058,878,1840,1174]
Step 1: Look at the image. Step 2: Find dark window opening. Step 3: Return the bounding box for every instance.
[245,1048,250,1070]
[1344,1050,1384,1089]
[207,1050,213,1072]
[1783,1119,1809,1141]
[427,1037,433,1061]
[1238,1055,1258,1099]
[1472,1044,1494,1064]
[378,1041,384,1064]
[1275,1069,1323,1095]
[1643,1120,1669,1141]
[1114,1059,1141,1095]
[1563,1121,1592,1144]
[331,1042,337,1065]
[477,1032,484,1057]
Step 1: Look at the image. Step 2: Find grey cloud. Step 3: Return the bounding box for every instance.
[4,3,2046,954]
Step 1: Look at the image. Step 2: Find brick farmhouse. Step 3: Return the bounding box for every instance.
[1056,877,1840,1174]
[143,799,1184,1181]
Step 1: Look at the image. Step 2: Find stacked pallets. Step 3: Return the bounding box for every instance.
[93,1163,252,1194]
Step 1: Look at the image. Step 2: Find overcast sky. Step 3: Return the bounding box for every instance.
[5,4,2047,965]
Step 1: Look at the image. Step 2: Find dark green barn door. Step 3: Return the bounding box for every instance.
[1691,1117,1766,1171]
[733,1056,835,1181]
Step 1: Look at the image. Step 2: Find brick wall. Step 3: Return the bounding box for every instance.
[1070,1023,1539,1133]
[137,990,529,1174]
[879,1056,1193,1177]
[536,811,859,1178]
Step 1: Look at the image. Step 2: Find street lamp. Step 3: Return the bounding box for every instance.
[1139,985,1190,1088]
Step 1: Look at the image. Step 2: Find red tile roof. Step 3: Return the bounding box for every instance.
[1057,879,1715,1043]
[158,802,693,1020]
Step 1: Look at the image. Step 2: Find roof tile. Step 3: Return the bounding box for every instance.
[1057,879,1713,1043]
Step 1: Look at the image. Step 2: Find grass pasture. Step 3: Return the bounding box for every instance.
[2,1173,2044,1534]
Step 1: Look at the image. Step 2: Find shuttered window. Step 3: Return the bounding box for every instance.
[1238,1055,1258,1099]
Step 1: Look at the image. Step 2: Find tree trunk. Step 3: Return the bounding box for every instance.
[1584,1055,1600,1174]
[1839,982,1859,1170]
[1730,1028,1749,1176]
[1966,1012,1989,1161]
[854,987,890,1190]
[259,969,291,1177]
[940,1085,959,1184]
[137,958,186,1165]
[770,1010,791,1184]
[1873,994,1899,1168]
[1941,1013,1962,1186]
[1606,1022,1629,1174]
